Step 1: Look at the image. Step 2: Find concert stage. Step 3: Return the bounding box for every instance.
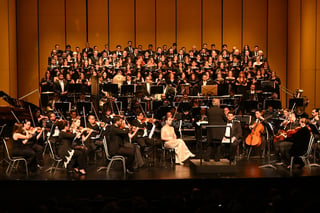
[1,155,320,212]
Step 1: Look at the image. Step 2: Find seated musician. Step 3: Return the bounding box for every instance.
[86,114,105,163]
[22,119,45,169]
[130,112,159,156]
[109,116,137,173]
[221,111,242,165]
[69,118,94,174]
[56,120,90,175]
[278,118,312,168]
[246,110,267,158]
[161,117,195,165]
[12,123,38,173]
[273,112,300,165]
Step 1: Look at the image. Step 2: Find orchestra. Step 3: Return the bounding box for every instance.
[2,42,318,177]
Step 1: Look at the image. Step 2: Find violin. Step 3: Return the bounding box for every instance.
[273,126,302,143]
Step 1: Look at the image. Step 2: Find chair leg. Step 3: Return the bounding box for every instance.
[122,159,126,175]
[106,160,113,175]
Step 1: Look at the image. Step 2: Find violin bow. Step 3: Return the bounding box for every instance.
[28,105,36,127]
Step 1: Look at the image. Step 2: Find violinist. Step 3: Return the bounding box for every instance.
[278,118,312,168]
[22,119,45,169]
[130,111,157,157]
[86,114,104,163]
[273,112,300,165]
[109,116,136,173]
[56,120,89,175]
[12,123,38,173]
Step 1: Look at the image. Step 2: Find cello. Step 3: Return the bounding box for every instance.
[245,120,264,146]
[245,114,272,147]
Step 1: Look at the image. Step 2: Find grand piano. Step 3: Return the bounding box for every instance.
[0,91,40,137]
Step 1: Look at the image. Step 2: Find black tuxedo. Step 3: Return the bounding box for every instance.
[205,105,226,161]
[82,47,93,57]
[53,80,69,101]
[224,120,242,161]
[124,46,134,55]
[109,124,135,169]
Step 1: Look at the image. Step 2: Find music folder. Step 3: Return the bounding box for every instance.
[68,84,81,93]
[103,83,119,95]
[201,85,217,96]
[121,84,134,95]
[150,85,164,95]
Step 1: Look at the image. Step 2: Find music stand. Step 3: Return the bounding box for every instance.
[177,102,191,112]
[68,83,82,93]
[54,102,71,115]
[76,102,92,116]
[121,84,134,95]
[156,106,171,120]
[264,99,282,110]
[289,98,304,109]
[201,85,218,96]
[244,100,259,113]
[150,85,164,95]
[103,83,119,96]
[261,80,275,94]
[258,122,277,170]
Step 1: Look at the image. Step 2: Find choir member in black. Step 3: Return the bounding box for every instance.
[222,111,242,165]
[205,98,226,162]
[109,116,136,173]
[12,123,38,173]
[278,118,312,168]
[53,73,69,101]
[56,120,90,175]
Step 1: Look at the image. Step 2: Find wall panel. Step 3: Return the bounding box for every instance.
[223,0,242,50]
[177,0,201,51]
[202,0,221,50]
[39,0,65,77]
[0,0,10,101]
[315,0,320,107]
[287,0,301,104]
[9,0,17,98]
[109,0,134,50]
[268,0,287,105]
[136,0,155,49]
[88,0,108,51]
[17,0,39,105]
[66,0,87,50]
[300,0,316,111]
[243,0,267,54]
[155,0,176,48]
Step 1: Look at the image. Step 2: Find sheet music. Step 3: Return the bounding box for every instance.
[148,124,156,139]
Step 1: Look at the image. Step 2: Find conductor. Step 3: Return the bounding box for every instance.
[205,98,226,162]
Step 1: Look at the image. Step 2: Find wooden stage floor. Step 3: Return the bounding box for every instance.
[1,154,320,212]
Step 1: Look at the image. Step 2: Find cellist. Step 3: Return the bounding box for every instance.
[246,110,266,158]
